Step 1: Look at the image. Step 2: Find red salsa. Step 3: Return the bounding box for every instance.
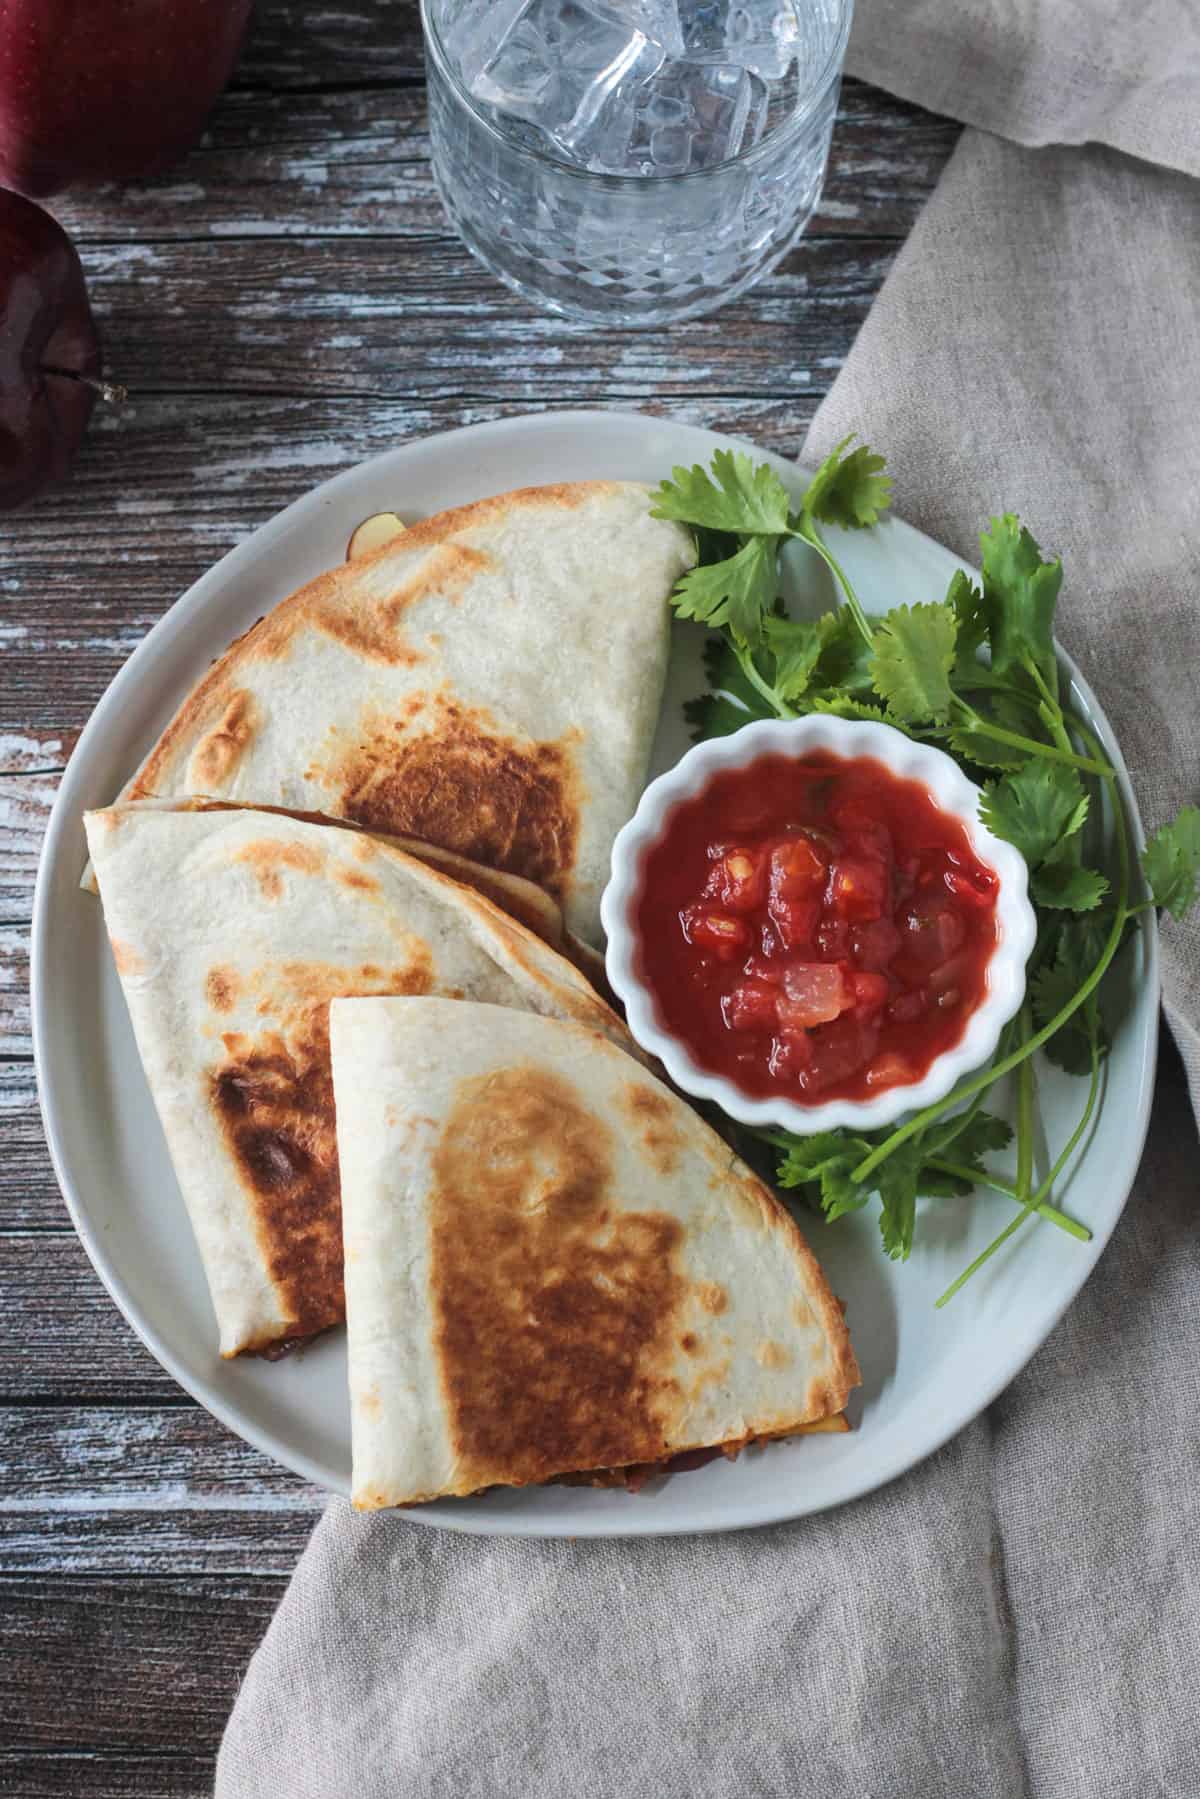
[633,751,1000,1105]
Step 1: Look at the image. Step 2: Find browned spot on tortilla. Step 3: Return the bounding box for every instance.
[210,1026,343,1342]
[208,954,434,1347]
[323,696,582,905]
[430,1064,688,1488]
[110,938,144,977]
[619,1080,686,1175]
[680,1332,699,1355]
[234,837,323,902]
[358,1388,382,1419]
[309,542,493,665]
[792,1297,814,1331]
[756,1340,790,1371]
[335,866,379,894]
[696,1281,728,1316]
[189,690,257,791]
[206,966,239,1014]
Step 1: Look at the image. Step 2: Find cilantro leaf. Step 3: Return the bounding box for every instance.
[684,690,764,740]
[1141,806,1200,919]
[776,1133,875,1222]
[980,514,1061,699]
[776,1131,864,1185]
[870,602,957,724]
[952,1112,1014,1161]
[763,613,836,703]
[671,536,778,645]
[701,632,752,700]
[979,762,1088,867]
[1030,922,1109,1075]
[800,436,892,531]
[948,568,988,670]
[1031,856,1109,912]
[652,449,792,536]
[918,1111,1013,1196]
[810,608,878,696]
[685,634,774,740]
[808,695,894,724]
[918,1165,977,1198]
[877,1140,923,1260]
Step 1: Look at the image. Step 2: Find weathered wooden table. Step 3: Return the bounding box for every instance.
[0,5,957,1790]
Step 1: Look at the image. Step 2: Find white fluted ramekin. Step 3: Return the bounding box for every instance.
[601,715,1037,1137]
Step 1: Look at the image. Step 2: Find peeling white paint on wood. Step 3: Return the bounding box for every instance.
[0,732,67,774]
[0,1491,323,1514]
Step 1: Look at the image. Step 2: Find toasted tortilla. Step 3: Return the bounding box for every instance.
[328,998,861,1508]
[84,803,635,1357]
[111,483,695,943]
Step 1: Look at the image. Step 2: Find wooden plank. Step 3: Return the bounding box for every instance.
[48,82,958,247]
[0,1236,192,1401]
[0,1575,281,1752]
[0,1752,214,1799]
[54,233,896,398]
[0,1503,320,1580]
[0,1067,57,1228]
[0,771,56,922]
[0,1406,321,1575]
[234,0,425,90]
[0,754,54,1058]
[1,928,31,1059]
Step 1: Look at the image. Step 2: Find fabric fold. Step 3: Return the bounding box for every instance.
[847,0,1200,179]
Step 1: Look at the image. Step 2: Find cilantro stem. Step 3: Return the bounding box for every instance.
[926,1158,1089,1239]
[1014,1004,1035,1204]
[953,702,1113,777]
[933,1194,1031,1306]
[851,807,1129,1187]
[935,1027,1103,1305]
[735,641,797,719]
[793,522,876,652]
[1022,655,1068,738]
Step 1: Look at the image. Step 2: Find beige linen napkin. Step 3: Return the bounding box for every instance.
[218,8,1200,1794]
[848,0,1200,178]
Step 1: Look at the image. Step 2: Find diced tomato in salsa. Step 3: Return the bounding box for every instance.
[828,855,890,923]
[722,980,778,1032]
[634,751,999,1105]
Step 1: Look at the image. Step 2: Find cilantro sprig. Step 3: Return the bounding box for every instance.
[653,440,1200,1302]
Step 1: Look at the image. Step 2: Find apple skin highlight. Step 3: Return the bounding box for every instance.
[0,0,253,198]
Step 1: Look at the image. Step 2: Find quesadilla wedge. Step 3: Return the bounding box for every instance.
[84,802,635,1358]
[99,794,608,990]
[328,998,861,1508]
[107,482,695,943]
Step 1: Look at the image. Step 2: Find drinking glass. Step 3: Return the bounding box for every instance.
[420,0,853,327]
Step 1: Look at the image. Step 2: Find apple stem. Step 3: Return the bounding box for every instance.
[41,366,128,405]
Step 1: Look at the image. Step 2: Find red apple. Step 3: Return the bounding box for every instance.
[0,190,114,510]
[0,0,254,199]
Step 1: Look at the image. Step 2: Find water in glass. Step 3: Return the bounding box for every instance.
[424,0,850,325]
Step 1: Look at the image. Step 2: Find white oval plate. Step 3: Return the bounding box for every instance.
[33,410,1158,1537]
